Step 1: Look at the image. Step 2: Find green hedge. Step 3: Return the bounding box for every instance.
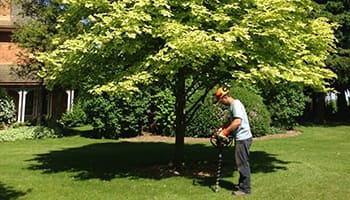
[60,88,176,138]
[150,88,176,136]
[263,84,306,130]
[65,85,271,138]
[59,100,88,128]
[84,93,149,139]
[186,98,225,137]
[186,86,271,137]
[231,87,271,136]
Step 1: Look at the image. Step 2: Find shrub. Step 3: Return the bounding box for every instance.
[186,98,226,137]
[84,95,122,139]
[186,86,271,137]
[263,84,307,130]
[231,87,271,136]
[59,100,87,128]
[150,88,176,136]
[84,93,150,139]
[117,93,150,138]
[0,88,16,127]
[0,126,59,142]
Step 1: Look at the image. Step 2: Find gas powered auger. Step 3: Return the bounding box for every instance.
[210,128,234,193]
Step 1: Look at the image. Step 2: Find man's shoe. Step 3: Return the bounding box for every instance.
[233,190,250,196]
[234,184,240,191]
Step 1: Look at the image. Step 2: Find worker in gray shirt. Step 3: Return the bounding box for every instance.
[214,86,253,196]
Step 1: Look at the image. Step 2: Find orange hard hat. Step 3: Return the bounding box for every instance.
[214,87,229,103]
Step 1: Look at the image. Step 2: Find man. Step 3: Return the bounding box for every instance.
[214,86,253,196]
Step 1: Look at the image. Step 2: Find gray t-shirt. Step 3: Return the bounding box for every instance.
[230,99,252,140]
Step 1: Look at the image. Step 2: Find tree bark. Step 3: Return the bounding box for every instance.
[174,68,186,165]
[312,92,326,123]
[336,90,349,121]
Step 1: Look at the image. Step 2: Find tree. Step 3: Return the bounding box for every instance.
[313,0,350,121]
[12,0,65,74]
[11,0,66,126]
[36,0,337,164]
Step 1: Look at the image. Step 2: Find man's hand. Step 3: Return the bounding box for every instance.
[217,128,229,143]
[210,128,232,148]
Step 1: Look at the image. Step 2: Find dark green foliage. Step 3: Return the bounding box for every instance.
[186,98,225,138]
[231,87,271,136]
[71,86,177,138]
[150,88,176,136]
[0,88,16,127]
[263,84,307,130]
[312,0,350,121]
[12,0,65,80]
[118,93,150,138]
[59,100,87,128]
[84,93,149,139]
[65,86,177,138]
[325,98,338,121]
[84,95,121,139]
[186,86,271,137]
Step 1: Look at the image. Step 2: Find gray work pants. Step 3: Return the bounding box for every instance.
[235,138,252,193]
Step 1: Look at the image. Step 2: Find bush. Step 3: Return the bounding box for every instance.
[0,126,59,142]
[263,84,307,130]
[84,93,150,139]
[0,88,16,127]
[150,88,176,136]
[186,86,271,137]
[59,100,87,128]
[84,95,122,139]
[186,98,226,137]
[118,93,150,138]
[231,87,271,136]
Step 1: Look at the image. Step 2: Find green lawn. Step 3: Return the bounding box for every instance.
[0,126,349,200]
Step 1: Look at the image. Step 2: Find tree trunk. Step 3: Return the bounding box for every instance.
[336,90,349,121]
[312,92,326,123]
[174,69,186,165]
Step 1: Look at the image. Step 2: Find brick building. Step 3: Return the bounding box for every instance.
[0,1,74,124]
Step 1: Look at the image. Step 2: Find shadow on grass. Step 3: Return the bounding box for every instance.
[193,149,291,191]
[0,182,27,200]
[27,141,292,190]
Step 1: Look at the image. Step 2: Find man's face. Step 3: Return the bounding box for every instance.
[219,95,230,105]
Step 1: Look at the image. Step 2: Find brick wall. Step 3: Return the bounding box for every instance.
[0,0,11,21]
[1,0,18,64]
[0,41,20,64]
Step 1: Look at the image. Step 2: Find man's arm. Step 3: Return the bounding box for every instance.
[225,117,242,134]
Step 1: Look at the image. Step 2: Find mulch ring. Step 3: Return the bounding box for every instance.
[121,130,302,143]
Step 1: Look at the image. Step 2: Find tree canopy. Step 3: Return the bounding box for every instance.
[315,0,350,90]
[300,0,350,122]
[37,0,337,92]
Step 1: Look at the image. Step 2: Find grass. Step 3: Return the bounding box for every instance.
[0,126,349,200]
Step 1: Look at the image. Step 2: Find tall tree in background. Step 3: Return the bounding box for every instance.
[11,0,65,125]
[12,0,63,74]
[35,0,336,164]
[313,0,350,121]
